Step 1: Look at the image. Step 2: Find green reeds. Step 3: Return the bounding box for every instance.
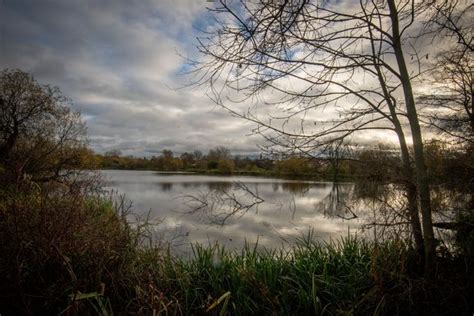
[119,234,397,315]
[120,232,472,315]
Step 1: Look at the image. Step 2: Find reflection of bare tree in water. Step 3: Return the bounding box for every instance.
[206,181,233,191]
[315,184,358,220]
[314,182,414,242]
[272,183,279,193]
[181,182,201,189]
[184,181,357,226]
[314,182,417,243]
[182,182,264,225]
[281,182,312,196]
[361,185,414,242]
[159,182,173,192]
[317,181,416,241]
[347,181,418,242]
[315,181,468,244]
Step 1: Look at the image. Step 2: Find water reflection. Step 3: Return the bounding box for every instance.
[207,181,233,191]
[183,182,265,226]
[102,170,364,255]
[159,182,173,192]
[316,184,356,219]
[281,182,312,195]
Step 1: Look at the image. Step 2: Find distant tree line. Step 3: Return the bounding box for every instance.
[95,146,279,175]
[93,142,473,186]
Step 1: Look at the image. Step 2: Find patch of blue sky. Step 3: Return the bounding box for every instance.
[192,10,218,34]
[175,62,194,76]
[173,11,217,76]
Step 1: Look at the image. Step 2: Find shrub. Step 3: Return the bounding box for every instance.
[0,178,134,314]
[217,158,235,174]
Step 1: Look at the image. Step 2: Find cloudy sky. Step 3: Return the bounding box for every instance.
[0,0,262,156]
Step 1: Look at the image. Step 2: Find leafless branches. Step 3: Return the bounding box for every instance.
[182,181,264,225]
[418,48,473,143]
[191,1,433,162]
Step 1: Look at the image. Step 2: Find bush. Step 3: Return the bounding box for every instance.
[0,178,134,314]
[217,158,235,174]
[274,156,313,176]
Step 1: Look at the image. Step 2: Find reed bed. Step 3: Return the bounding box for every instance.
[112,234,472,315]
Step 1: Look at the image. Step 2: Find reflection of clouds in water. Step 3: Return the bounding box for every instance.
[299,213,355,233]
[102,170,363,254]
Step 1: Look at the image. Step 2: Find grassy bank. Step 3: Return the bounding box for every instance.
[111,236,473,315]
[1,183,472,315]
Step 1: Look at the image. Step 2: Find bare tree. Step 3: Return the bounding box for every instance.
[424,0,473,53]
[419,49,473,143]
[190,0,471,273]
[0,69,88,183]
[207,146,232,161]
[418,1,473,143]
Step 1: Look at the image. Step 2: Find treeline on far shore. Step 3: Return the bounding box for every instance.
[94,142,473,185]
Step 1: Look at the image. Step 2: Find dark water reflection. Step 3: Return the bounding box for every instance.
[102,170,366,254]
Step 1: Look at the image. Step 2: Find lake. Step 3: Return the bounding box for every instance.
[102,170,367,254]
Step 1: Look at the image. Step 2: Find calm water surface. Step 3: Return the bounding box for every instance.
[102,170,365,253]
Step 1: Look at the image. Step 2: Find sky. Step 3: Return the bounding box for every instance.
[0,0,262,157]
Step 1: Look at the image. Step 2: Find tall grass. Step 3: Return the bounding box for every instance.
[115,233,472,315]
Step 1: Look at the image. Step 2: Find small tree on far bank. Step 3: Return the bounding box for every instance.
[218,158,235,174]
